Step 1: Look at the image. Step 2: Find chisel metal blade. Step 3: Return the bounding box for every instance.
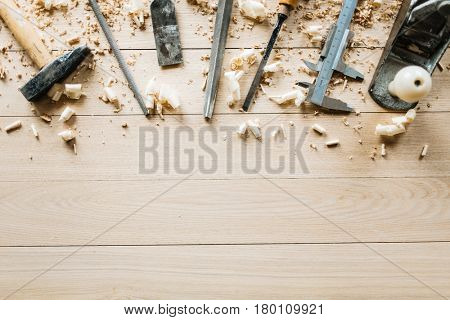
[151,0,183,66]
[242,13,288,112]
[203,0,233,119]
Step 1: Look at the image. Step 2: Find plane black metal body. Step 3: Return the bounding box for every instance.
[369,0,450,110]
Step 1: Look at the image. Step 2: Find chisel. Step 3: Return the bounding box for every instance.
[242,0,298,112]
[203,0,233,119]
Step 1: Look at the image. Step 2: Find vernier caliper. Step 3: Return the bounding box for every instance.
[298,0,363,112]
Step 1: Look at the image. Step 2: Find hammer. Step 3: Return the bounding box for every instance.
[0,0,91,101]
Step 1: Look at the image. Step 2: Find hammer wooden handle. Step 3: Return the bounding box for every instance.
[0,0,53,69]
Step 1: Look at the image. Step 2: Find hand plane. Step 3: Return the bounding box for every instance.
[369,0,450,110]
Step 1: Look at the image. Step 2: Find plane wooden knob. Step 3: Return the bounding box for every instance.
[388,66,432,103]
[0,0,53,69]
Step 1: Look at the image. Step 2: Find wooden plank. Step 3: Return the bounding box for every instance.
[1,49,448,116]
[0,113,448,181]
[0,243,449,299]
[0,178,448,246]
[0,0,399,51]
[0,0,448,303]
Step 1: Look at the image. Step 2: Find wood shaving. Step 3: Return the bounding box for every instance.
[230,49,258,71]
[31,124,39,138]
[312,123,327,135]
[47,83,64,101]
[375,109,416,137]
[64,84,83,100]
[126,0,146,28]
[40,114,52,123]
[59,106,76,122]
[187,0,216,15]
[58,129,76,142]
[237,0,267,23]
[381,143,386,157]
[67,36,81,46]
[5,120,22,133]
[236,121,248,138]
[224,71,244,106]
[421,144,429,157]
[326,139,340,147]
[247,119,262,140]
[144,77,181,114]
[268,88,307,107]
[0,64,7,79]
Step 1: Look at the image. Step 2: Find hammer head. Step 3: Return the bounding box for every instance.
[20,45,91,102]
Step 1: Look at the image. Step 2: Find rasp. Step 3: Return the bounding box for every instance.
[89,0,149,116]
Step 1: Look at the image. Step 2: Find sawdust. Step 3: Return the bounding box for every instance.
[0,64,7,79]
[3,0,413,161]
[67,35,80,45]
[186,0,217,15]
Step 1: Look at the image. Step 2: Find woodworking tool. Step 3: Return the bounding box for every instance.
[388,65,432,103]
[369,0,450,110]
[88,0,149,116]
[203,0,233,119]
[0,0,91,101]
[298,0,363,112]
[242,0,298,112]
[151,0,183,66]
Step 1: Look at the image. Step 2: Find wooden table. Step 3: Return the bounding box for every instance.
[0,0,449,299]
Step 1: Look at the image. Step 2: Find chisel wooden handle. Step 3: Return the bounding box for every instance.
[0,0,53,69]
[279,0,299,9]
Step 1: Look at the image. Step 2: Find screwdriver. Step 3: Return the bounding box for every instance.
[242,0,298,112]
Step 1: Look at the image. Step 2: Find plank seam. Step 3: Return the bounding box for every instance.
[1,176,449,183]
[1,111,449,118]
[2,241,450,248]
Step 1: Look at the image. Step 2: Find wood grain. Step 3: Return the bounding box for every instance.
[0,0,54,68]
[0,178,448,246]
[0,0,398,51]
[0,0,449,300]
[0,49,448,116]
[0,113,448,181]
[1,243,449,299]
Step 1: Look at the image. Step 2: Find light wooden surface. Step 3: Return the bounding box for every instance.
[0,0,449,300]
